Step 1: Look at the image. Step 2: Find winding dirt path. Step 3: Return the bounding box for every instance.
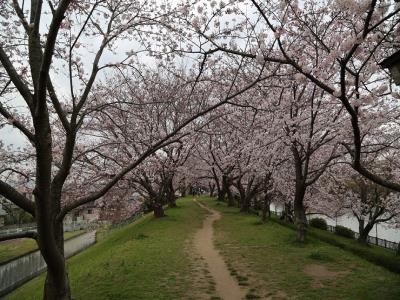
[193,200,246,300]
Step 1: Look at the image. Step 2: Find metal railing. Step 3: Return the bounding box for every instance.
[0,225,37,237]
[0,221,98,239]
[325,224,399,251]
[270,210,399,251]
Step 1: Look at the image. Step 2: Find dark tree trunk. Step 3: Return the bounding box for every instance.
[168,198,177,208]
[153,203,165,218]
[167,187,177,208]
[165,177,176,208]
[261,205,268,222]
[358,220,374,244]
[181,186,186,197]
[219,174,229,202]
[262,196,270,223]
[44,270,71,300]
[236,194,241,208]
[227,187,235,207]
[208,183,215,197]
[294,205,307,243]
[33,96,72,299]
[37,210,71,300]
[217,189,224,201]
[42,225,71,300]
[294,187,307,242]
[236,179,247,212]
[292,145,308,243]
[212,169,223,201]
[282,202,291,222]
[240,197,250,213]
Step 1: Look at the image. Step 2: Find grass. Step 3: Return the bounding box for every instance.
[307,226,400,273]
[270,212,400,273]
[5,197,206,300]
[0,230,85,264]
[6,195,400,299]
[201,196,400,300]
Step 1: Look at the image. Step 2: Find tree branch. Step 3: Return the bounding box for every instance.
[0,180,35,216]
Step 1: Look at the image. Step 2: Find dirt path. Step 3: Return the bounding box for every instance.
[193,200,246,300]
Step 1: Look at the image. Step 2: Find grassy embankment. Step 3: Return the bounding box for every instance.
[200,196,400,300]
[7,195,400,299]
[0,230,85,263]
[5,197,209,300]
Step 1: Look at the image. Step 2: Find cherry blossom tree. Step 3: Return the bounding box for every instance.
[312,162,400,244]
[171,0,400,189]
[0,1,268,298]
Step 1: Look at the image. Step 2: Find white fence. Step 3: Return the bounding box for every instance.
[0,231,96,297]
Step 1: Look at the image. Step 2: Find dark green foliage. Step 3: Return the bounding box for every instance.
[309,218,328,230]
[335,225,355,239]
[134,233,149,240]
[245,294,261,299]
[308,249,334,262]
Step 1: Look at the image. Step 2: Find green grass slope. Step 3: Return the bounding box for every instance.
[5,197,206,300]
[8,195,400,300]
[201,197,400,300]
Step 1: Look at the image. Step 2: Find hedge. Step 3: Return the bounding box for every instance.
[335,225,355,239]
[309,218,328,230]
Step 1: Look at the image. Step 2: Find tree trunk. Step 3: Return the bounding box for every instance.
[166,178,176,208]
[44,271,71,300]
[261,205,268,222]
[209,183,215,197]
[262,196,270,222]
[38,218,71,300]
[153,203,165,218]
[33,112,72,299]
[240,197,250,213]
[168,199,177,208]
[219,174,231,203]
[181,186,186,197]
[227,187,235,207]
[168,196,177,208]
[294,206,307,243]
[294,186,307,243]
[217,189,225,202]
[358,220,374,244]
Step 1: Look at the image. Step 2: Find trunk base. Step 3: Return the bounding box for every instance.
[168,200,177,208]
[294,207,307,243]
[44,271,71,300]
[296,226,306,243]
[153,205,165,218]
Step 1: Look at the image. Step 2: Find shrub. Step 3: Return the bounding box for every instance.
[335,225,355,239]
[309,218,328,230]
[308,249,334,262]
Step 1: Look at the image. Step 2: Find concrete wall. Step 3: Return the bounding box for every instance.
[0,231,96,297]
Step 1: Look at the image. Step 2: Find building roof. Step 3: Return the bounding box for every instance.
[380,50,400,68]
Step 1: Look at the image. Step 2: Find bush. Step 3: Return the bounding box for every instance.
[308,249,334,262]
[335,225,355,239]
[309,218,328,230]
